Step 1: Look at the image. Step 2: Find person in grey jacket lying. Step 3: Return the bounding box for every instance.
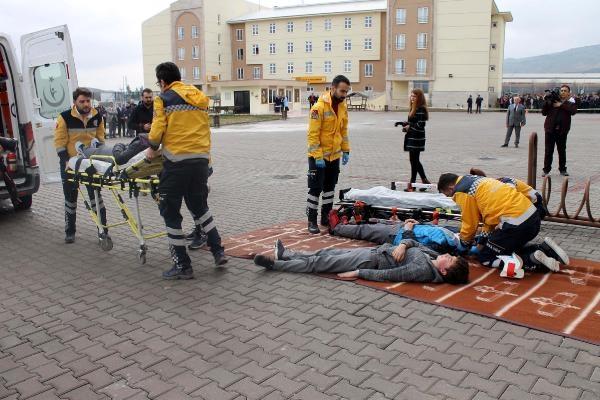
[253,238,469,284]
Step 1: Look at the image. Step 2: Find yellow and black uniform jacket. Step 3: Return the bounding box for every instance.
[148,81,210,162]
[497,177,539,203]
[452,175,537,243]
[54,106,105,157]
[307,91,350,161]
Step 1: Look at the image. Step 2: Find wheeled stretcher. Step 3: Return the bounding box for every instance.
[66,154,164,264]
[335,185,463,224]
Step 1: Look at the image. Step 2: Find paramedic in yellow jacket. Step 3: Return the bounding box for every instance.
[306,75,351,234]
[54,87,109,245]
[146,62,227,280]
[437,173,541,266]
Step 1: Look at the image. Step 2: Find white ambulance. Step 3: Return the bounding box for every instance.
[0,25,77,209]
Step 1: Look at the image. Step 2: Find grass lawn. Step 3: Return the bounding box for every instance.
[211,114,281,127]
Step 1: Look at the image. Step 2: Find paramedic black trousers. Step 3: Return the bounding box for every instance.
[158,158,223,268]
[60,159,107,235]
[306,157,340,225]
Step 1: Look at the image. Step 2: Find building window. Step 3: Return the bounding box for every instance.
[491,43,497,49]
[364,38,372,50]
[193,66,200,79]
[364,63,373,77]
[324,40,332,52]
[237,48,244,60]
[269,23,276,34]
[218,54,221,65]
[344,60,351,73]
[268,88,276,103]
[305,41,312,52]
[253,67,261,79]
[490,65,496,71]
[305,61,313,73]
[364,16,372,28]
[324,18,332,30]
[305,20,312,32]
[287,21,294,32]
[287,62,294,74]
[396,9,406,24]
[217,33,221,45]
[489,86,495,92]
[492,21,498,27]
[344,39,352,51]
[418,7,429,23]
[269,63,276,74]
[269,43,276,54]
[416,59,427,75]
[177,47,185,60]
[180,67,186,79]
[252,44,259,55]
[236,29,244,41]
[417,33,428,49]
[177,26,184,40]
[192,46,199,59]
[251,24,258,35]
[324,61,332,73]
[191,25,198,39]
[395,34,406,50]
[414,80,429,93]
[395,59,405,74]
[365,85,373,92]
[344,17,352,29]
[237,68,244,80]
[217,14,221,25]
[287,42,294,53]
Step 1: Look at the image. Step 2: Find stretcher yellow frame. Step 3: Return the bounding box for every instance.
[66,154,164,264]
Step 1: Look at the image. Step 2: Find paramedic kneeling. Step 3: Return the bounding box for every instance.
[146,62,227,280]
[438,173,541,266]
[54,87,109,245]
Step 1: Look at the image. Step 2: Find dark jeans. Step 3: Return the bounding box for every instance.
[477,212,541,265]
[306,157,340,221]
[158,158,223,267]
[118,119,126,137]
[543,131,568,173]
[408,150,427,183]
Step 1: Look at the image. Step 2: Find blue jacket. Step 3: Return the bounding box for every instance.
[393,224,457,250]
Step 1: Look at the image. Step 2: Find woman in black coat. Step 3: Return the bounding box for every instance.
[396,88,430,191]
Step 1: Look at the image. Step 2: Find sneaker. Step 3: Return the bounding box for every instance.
[328,209,340,234]
[501,144,508,148]
[532,250,560,272]
[162,265,194,280]
[185,230,196,240]
[65,233,75,244]
[254,254,274,270]
[515,143,519,148]
[498,253,524,279]
[560,170,569,176]
[214,251,229,266]
[540,237,569,265]
[308,220,320,234]
[274,239,285,260]
[188,231,208,250]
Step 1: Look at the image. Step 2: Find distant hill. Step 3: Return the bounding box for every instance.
[504,45,600,73]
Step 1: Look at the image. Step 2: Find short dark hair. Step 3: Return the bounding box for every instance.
[332,75,350,87]
[73,87,92,101]
[155,62,181,85]
[438,173,459,192]
[142,88,153,95]
[560,84,570,92]
[469,168,486,177]
[443,256,469,284]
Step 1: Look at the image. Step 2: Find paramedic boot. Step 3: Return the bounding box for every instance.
[321,204,333,227]
[188,228,208,250]
[307,207,320,234]
[0,137,18,153]
[65,213,76,244]
[163,245,193,279]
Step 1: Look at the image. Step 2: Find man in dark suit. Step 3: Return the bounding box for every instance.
[502,96,526,148]
[466,95,473,113]
[542,85,577,176]
[475,95,483,113]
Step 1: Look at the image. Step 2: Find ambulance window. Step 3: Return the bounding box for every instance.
[33,62,71,119]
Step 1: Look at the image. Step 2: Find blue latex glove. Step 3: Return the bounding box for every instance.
[342,152,350,165]
[315,158,326,169]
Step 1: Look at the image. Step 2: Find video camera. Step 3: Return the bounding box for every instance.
[544,88,561,103]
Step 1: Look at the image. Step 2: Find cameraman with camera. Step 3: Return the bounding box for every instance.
[542,85,577,177]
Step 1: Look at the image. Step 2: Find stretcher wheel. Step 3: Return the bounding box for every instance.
[138,246,147,265]
[99,234,113,251]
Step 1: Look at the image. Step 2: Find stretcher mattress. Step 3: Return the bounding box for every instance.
[344,186,459,211]
[67,151,147,175]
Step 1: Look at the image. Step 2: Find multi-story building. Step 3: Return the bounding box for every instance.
[142,0,512,112]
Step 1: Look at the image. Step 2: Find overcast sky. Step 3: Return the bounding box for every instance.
[1,0,598,90]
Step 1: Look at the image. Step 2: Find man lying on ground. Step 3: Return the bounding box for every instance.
[253,238,469,284]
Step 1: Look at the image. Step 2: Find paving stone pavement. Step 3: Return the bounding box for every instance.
[0,111,599,399]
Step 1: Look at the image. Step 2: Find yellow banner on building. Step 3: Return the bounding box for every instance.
[294,76,327,84]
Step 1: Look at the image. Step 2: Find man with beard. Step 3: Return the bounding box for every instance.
[54,87,110,245]
[306,75,351,234]
[128,89,154,136]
